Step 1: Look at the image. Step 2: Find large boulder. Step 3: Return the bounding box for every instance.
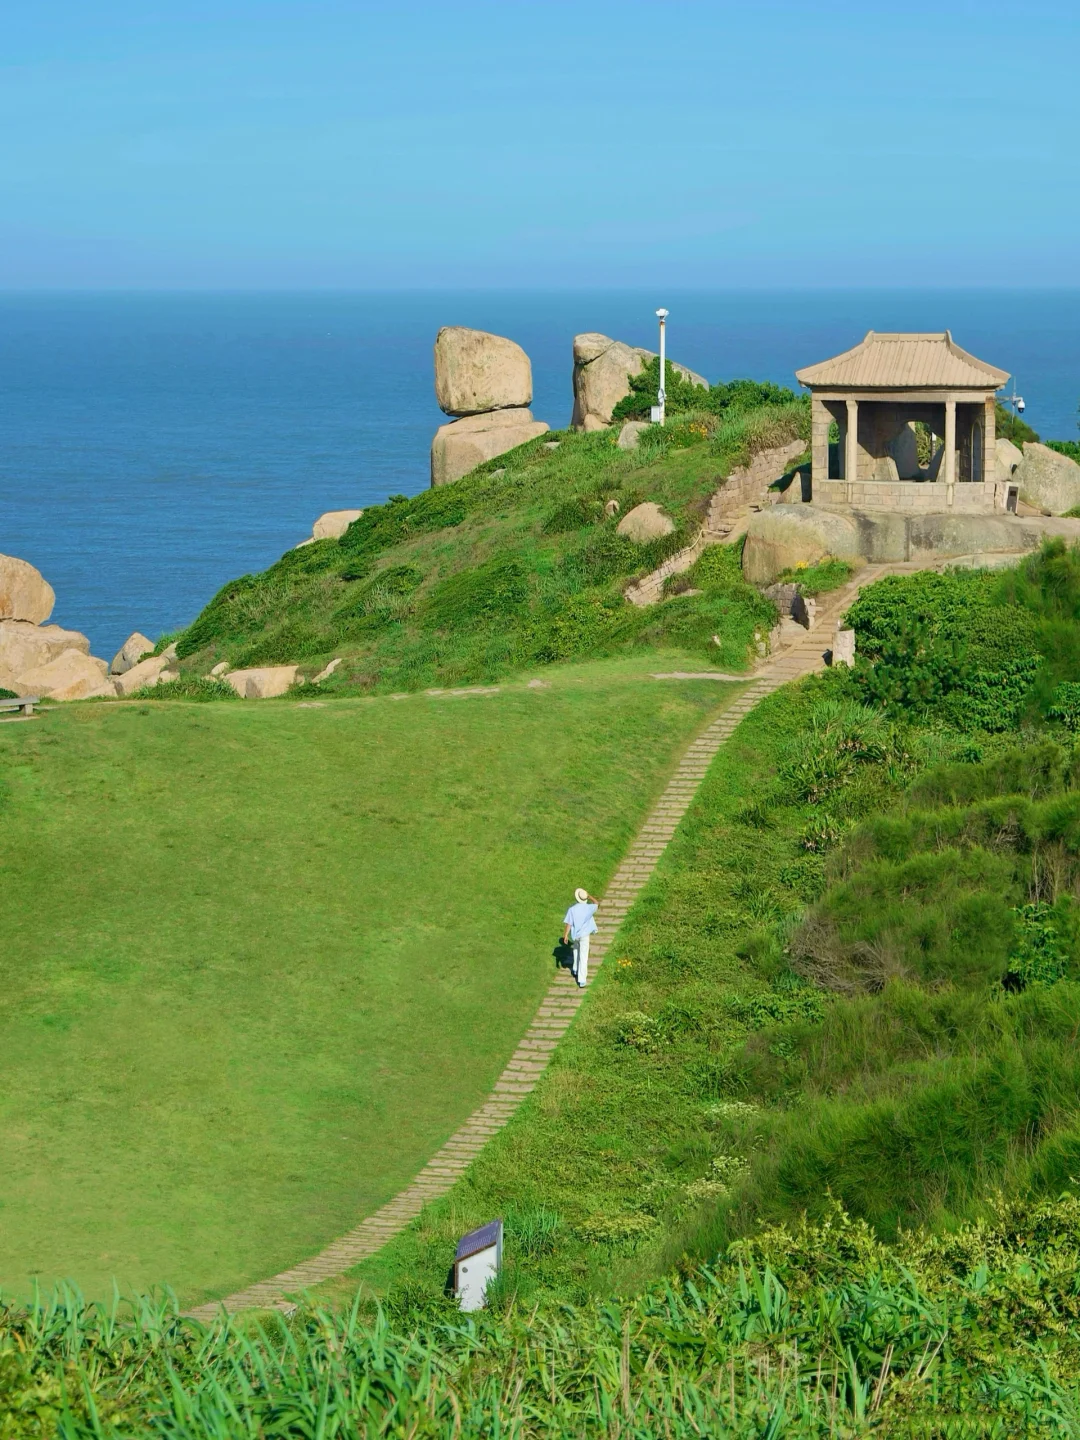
[571,333,708,429]
[0,554,54,624]
[312,509,363,541]
[996,437,1024,480]
[114,653,175,696]
[431,409,549,487]
[434,327,532,416]
[110,631,155,675]
[617,421,649,451]
[617,502,676,543]
[224,665,300,699]
[1014,442,1080,515]
[0,620,90,682]
[742,507,861,583]
[16,650,109,702]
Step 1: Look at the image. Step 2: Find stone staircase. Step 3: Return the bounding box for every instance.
[625,439,806,607]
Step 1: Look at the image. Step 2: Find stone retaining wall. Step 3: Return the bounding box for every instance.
[813,479,1012,513]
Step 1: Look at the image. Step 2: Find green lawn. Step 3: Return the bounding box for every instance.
[0,656,725,1306]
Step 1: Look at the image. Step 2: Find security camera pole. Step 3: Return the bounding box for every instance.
[655,308,669,425]
[1004,377,1026,417]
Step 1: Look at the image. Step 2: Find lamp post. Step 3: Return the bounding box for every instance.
[655,308,668,425]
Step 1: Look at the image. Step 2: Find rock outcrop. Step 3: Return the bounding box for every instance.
[430,328,548,486]
[0,621,90,686]
[996,437,1024,480]
[110,632,155,674]
[571,333,708,430]
[114,654,175,696]
[0,557,114,699]
[742,508,862,583]
[1014,442,1080,515]
[434,327,532,416]
[313,510,363,541]
[224,665,300,699]
[16,650,110,702]
[0,554,55,624]
[617,421,648,452]
[617,502,676,543]
[743,505,1080,583]
[431,408,549,487]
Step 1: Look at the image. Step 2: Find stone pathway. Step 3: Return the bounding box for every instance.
[187,559,921,1320]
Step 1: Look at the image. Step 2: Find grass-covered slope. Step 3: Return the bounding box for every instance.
[304,544,1080,1319]
[173,400,808,691]
[0,660,721,1304]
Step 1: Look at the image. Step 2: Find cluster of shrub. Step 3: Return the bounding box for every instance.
[611,355,800,424]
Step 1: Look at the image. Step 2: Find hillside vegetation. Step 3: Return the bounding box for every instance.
[172,395,809,690]
[14,411,1080,1429]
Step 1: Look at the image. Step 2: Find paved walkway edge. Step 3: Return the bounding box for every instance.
[188,563,908,1319]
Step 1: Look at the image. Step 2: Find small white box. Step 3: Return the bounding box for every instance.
[453,1219,503,1311]
[650,406,662,424]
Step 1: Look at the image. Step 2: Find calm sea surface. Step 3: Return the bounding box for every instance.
[2,290,1078,657]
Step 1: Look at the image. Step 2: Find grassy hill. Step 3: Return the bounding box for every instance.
[0,659,722,1305]
[170,396,808,690]
[13,406,1080,1430]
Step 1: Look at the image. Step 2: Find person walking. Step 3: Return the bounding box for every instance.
[563,887,599,988]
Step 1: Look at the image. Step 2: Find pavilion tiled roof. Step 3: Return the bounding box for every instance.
[795,331,1009,391]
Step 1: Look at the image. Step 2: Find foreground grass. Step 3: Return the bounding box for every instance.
[6,1194,1080,1435]
[0,656,723,1305]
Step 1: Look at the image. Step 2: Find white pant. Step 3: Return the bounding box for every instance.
[572,932,590,987]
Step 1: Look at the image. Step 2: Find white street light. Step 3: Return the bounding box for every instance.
[654,308,669,425]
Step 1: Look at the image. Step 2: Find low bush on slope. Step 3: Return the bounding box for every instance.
[174,398,808,690]
[7,1194,1080,1436]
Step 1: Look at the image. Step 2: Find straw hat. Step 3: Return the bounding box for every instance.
[574,887,589,903]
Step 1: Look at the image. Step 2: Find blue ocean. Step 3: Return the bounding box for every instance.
[2,290,1078,658]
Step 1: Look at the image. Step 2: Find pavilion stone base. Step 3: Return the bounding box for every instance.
[813,479,1016,514]
[742,503,1080,584]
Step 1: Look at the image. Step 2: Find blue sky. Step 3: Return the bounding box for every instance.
[2,0,1077,288]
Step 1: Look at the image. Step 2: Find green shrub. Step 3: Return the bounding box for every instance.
[1048,439,1080,462]
[425,556,531,632]
[1050,680,1080,729]
[996,402,1040,446]
[777,558,853,595]
[541,495,603,534]
[129,675,240,702]
[1006,901,1078,988]
[845,570,1042,730]
[612,360,800,424]
[0,687,16,700]
[335,565,423,623]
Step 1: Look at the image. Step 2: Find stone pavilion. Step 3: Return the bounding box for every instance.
[796,332,1016,513]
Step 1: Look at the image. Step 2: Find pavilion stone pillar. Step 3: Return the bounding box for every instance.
[984,396,997,484]
[811,397,830,488]
[845,399,859,492]
[944,399,957,500]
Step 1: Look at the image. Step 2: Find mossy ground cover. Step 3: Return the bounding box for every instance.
[173,401,807,692]
[0,656,725,1306]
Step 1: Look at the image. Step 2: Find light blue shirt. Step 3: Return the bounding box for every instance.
[564,901,598,941]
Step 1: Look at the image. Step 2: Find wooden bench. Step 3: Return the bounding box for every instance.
[0,695,40,718]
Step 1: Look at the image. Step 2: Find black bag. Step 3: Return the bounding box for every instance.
[553,939,575,971]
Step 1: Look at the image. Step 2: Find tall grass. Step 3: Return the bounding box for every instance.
[6,1193,1080,1436]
